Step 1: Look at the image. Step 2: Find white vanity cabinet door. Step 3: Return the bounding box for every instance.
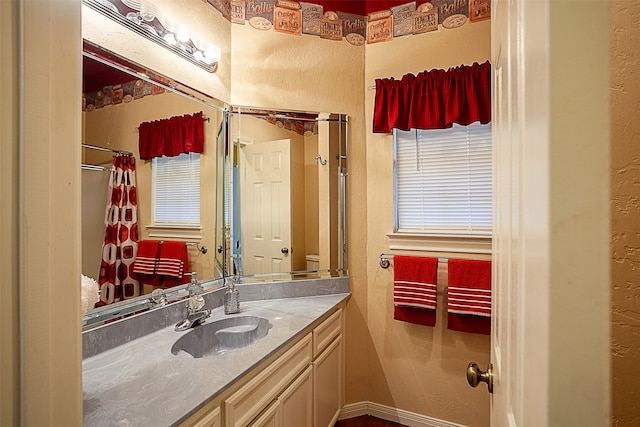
[249,400,281,427]
[181,405,221,427]
[313,335,343,427]
[225,334,312,427]
[312,307,344,427]
[279,365,313,427]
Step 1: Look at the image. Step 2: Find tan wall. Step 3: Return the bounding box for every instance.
[83,92,225,285]
[610,1,640,425]
[362,21,492,426]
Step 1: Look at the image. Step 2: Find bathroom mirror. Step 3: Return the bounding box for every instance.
[227,108,348,282]
[81,40,228,328]
[80,41,349,329]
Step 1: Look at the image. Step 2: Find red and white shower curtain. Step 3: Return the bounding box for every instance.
[98,154,140,305]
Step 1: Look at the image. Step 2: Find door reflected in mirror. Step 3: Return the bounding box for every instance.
[227,109,348,281]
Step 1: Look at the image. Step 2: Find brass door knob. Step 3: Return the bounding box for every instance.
[467,362,493,393]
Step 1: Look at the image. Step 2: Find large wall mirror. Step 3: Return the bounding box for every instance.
[227,108,348,281]
[81,43,349,329]
[81,41,228,328]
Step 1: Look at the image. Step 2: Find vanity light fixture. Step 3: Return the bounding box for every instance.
[83,0,220,72]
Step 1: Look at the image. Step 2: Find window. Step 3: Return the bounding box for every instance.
[394,122,492,239]
[152,153,201,226]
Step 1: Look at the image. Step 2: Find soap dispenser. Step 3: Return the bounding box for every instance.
[187,272,205,314]
[224,276,240,315]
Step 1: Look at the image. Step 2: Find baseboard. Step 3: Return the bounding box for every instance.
[339,401,468,427]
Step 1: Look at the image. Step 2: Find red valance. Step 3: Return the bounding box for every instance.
[373,61,491,133]
[138,111,205,159]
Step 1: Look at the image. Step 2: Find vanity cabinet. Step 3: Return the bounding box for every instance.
[180,306,343,427]
[250,365,313,427]
[312,309,343,427]
[225,334,313,427]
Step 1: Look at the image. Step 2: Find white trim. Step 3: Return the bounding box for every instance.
[146,224,202,240]
[339,401,468,427]
[387,232,491,254]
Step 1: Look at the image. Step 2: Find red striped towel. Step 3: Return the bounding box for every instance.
[447,259,491,335]
[393,256,439,327]
[156,241,189,277]
[132,240,160,274]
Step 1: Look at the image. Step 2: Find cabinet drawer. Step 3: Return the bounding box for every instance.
[312,308,342,357]
[225,333,312,427]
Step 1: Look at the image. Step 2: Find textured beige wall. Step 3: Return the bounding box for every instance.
[363,21,492,426]
[610,1,640,425]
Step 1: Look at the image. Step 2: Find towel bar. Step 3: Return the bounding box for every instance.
[380,253,448,269]
[379,253,490,269]
[186,242,207,254]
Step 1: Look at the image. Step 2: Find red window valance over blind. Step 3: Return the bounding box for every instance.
[138,111,205,159]
[373,61,491,133]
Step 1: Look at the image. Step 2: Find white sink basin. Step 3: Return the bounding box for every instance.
[171,316,272,358]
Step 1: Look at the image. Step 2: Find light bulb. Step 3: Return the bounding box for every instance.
[163,32,176,45]
[176,28,190,43]
[204,45,221,64]
[193,50,204,62]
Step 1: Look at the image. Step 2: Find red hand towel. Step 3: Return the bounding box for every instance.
[156,241,190,288]
[447,259,491,335]
[156,241,188,277]
[393,256,439,327]
[132,240,160,274]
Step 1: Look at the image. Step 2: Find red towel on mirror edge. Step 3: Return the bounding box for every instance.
[393,256,439,327]
[447,259,491,335]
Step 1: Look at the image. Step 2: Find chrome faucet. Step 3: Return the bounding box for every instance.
[175,272,211,332]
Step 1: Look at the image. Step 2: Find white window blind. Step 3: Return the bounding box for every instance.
[152,153,200,225]
[394,122,492,236]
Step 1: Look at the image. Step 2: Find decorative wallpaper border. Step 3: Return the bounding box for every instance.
[210,0,490,46]
[83,78,166,112]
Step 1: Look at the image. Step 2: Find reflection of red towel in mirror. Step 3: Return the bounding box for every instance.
[447,259,491,335]
[133,240,190,288]
[132,240,160,275]
[393,256,439,327]
[156,241,188,277]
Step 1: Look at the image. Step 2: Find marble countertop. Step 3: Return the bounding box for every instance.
[83,293,349,426]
